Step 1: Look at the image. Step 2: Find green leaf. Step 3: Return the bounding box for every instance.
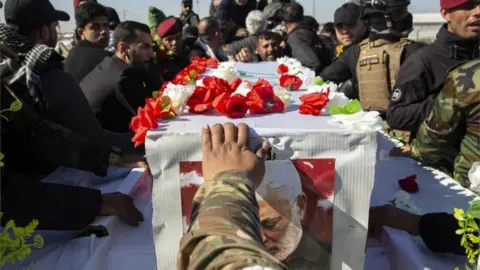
[313,77,324,86]
[328,105,346,115]
[469,200,480,218]
[152,91,159,97]
[162,103,172,113]
[167,112,176,119]
[344,99,362,114]
[456,229,465,235]
[189,70,197,78]
[468,218,479,231]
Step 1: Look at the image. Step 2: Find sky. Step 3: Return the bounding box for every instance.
[0,0,439,32]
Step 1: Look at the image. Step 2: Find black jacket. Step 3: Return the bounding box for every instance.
[419,213,474,255]
[285,25,334,74]
[386,24,479,132]
[218,0,257,28]
[320,34,426,100]
[64,40,112,83]
[80,56,158,133]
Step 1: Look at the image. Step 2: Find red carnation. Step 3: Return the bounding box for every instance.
[230,78,243,91]
[398,175,419,193]
[247,86,284,114]
[277,64,289,74]
[187,86,216,113]
[252,78,272,89]
[213,93,248,118]
[203,76,234,94]
[279,74,303,91]
[299,89,330,116]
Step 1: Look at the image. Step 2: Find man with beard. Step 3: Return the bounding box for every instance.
[80,21,159,133]
[180,0,200,27]
[233,31,284,62]
[64,2,111,82]
[386,0,479,141]
[190,17,229,61]
[256,161,331,270]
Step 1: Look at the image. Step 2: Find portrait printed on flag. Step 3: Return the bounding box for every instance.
[179,159,335,270]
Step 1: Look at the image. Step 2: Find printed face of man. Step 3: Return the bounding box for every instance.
[258,191,306,261]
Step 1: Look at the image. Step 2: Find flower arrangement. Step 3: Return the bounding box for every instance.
[0,95,44,267]
[454,200,480,267]
[276,57,316,89]
[130,57,293,147]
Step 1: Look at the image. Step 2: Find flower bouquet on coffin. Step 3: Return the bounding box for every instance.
[276,57,316,89]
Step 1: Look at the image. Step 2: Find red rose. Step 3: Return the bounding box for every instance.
[277,64,289,74]
[247,86,284,114]
[187,86,216,113]
[398,175,419,193]
[252,78,272,89]
[203,76,234,94]
[213,93,248,118]
[299,90,330,116]
[279,74,303,91]
[130,107,159,147]
[230,78,243,91]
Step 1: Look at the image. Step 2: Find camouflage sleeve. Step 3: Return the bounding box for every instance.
[411,60,480,187]
[178,170,286,270]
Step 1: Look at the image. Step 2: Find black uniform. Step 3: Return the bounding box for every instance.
[386,24,479,132]
[319,33,425,100]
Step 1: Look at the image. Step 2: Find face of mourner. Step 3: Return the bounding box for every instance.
[443,1,480,40]
[258,191,306,261]
[78,15,110,48]
[161,33,182,54]
[182,3,192,15]
[335,22,365,47]
[257,38,283,61]
[121,31,154,70]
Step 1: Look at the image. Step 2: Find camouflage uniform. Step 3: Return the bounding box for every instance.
[178,170,287,270]
[411,59,480,188]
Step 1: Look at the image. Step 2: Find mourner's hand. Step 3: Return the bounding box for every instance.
[201,123,270,188]
[390,145,412,158]
[235,48,253,63]
[0,44,18,62]
[100,192,144,227]
[113,154,149,169]
[368,205,421,237]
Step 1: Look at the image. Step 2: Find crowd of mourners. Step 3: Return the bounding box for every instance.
[0,0,478,268]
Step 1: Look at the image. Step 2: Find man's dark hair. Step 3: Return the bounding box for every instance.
[302,15,319,32]
[75,2,108,29]
[321,22,335,35]
[198,17,220,41]
[257,31,282,44]
[280,2,304,23]
[113,21,151,47]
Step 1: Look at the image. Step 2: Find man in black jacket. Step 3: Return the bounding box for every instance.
[281,2,333,74]
[319,0,425,107]
[386,0,479,133]
[180,0,200,27]
[1,0,143,231]
[64,2,111,82]
[81,21,158,133]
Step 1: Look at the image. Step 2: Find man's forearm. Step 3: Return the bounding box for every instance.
[178,170,285,270]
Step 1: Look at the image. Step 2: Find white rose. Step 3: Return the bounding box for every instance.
[208,63,238,84]
[162,83,195,115]
[234,81,253,97]
[273,86,292,110]
[329,111,384,131]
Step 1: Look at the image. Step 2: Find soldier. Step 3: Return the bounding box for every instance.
[179,0,200,28]
[320,0,425,115]
[386,0,479,140]
[391,59,480,190]
[178,123,287,269]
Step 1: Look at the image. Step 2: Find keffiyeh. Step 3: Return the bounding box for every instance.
[0,23,57,110]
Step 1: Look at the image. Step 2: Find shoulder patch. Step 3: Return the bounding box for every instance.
[391,88,402,101]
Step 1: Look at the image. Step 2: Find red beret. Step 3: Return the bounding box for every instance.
[156,17,180,38]
[440,0,471,9]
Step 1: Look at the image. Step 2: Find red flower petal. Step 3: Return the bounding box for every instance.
[398,175,419,193]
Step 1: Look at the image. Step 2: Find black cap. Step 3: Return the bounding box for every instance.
[182,0,193,4]
[4,0,70,31]
[334,3,363,26]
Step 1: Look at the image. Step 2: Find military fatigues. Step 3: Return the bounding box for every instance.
[180,12,200,28]
[411,59,480,188]
[178,171,286,270]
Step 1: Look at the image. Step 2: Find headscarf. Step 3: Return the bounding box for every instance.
[0,23,56,110]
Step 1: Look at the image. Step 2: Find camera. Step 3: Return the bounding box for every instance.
[360,0,410,12]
